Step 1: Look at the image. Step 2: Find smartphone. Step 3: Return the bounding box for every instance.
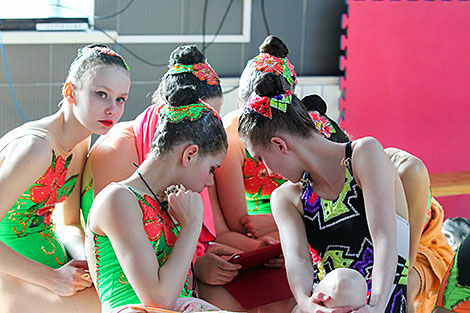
[228,243,282,271]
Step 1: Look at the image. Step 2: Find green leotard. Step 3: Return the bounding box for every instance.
[91,185,192,313]
[0,128,77,268]
[242,150,285,215]
[80,178,93,228]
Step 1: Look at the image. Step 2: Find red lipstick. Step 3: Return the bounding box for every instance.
[99,120,113,127]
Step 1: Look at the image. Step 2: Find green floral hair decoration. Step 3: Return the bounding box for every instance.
[161,100,220,123]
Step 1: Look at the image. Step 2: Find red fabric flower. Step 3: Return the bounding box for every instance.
[31,155,69,225]
[245,95,272,119]
[192,63,220,85]
[138,195,178,247]
[243,158,283,197]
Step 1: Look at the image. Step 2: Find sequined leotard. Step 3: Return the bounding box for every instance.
[0,127,77,268]
[301,142,409,312]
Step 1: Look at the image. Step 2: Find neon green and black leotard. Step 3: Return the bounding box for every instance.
[0,127,77,268]
[91,184,192,313]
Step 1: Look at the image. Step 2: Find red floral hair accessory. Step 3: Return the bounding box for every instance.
[244,91,293,119]
[253,53,297,86]
[309,111,336,138]
[167,62,220,85]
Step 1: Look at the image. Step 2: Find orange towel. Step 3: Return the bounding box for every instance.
[414,198,454,313]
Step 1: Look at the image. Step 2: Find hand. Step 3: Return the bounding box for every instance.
[167,186,204,227]
[50,259,93,296]
[240,214,277,238]
[299,292,354,313]
[194,245,242,285]
[257,235,279,248]
[255,236,285,268]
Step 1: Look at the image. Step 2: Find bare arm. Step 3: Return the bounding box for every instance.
[90,184,203,309]
[56,137,91,260]
[385,147,429,269]
[0,137,90,295]
[90,129,139,196]
[214,114,250,234]
[353,138,407,312]
[271,182,314,310]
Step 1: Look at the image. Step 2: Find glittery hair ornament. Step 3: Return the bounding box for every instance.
[71,45,130,71]
[309,111,336,138]
[253,53,297,86]
[244,90,293,119]
[167,62,220,85]
[161,99,220,123]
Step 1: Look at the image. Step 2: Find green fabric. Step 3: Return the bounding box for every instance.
[80,178,93,229]
[439,246,470,310]
[243,150,285,215]
[93,186,192,312]
[0,150,75,268]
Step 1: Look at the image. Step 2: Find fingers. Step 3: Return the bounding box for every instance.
[68,259,89,270]
[210,246,236,257]
[264,256,284,268]
[311,292,330,304]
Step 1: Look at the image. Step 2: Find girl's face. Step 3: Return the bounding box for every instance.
[72,65,130,135]
[183,151,226,193]
[243,138,304,184]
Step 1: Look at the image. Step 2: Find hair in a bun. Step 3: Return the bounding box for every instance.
[301,94,350,143]
[301,94,327,115]
[152,84,227,157]
[168,45,206,66]
[259,35,289,58]
[153,45,222,105]
[165,85,199,108]
[254,72,285,98]
[239,35,295,105]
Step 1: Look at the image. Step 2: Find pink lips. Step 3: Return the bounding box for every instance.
[99,120,113,127]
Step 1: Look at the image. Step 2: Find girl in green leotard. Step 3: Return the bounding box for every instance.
[85,86,228,313]
[0,45,130,313]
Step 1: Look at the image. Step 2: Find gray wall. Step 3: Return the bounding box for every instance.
[0,0,346,136]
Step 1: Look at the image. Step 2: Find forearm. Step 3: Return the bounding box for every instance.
[0,241,56,290]
[57,224,86,260]
[154,223,202,305]
[286,256,315,308]
[369,238,398,311]
[215,230,262,251]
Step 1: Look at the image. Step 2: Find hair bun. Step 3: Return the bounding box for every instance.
[166,85,199,107]
[301,94,327,115]
[259,35,289,58]
[169,45,206,66]
[254,72,284,98]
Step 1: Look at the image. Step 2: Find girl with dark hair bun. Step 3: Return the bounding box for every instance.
[238,72,410,313]
[81,45,248,310]
[215,36,297,244]
[0,44,130,312]
[85,86,228,313]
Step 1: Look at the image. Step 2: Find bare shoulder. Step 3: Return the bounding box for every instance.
[271,181,303,214]
[1,134,52,173]
[88,183,142,234]
[222,109,242,133]
[352,137,384,156]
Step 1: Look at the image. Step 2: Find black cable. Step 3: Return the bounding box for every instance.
[93,25,167,67]
[261,0,271,35]
[51,0,135,20]
[205,0,235,50]
[223,85,239,95]
[201,0,209,54]
[94,0,135,20]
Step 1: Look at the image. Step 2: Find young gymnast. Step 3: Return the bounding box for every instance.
[0,44,130,313]
[238,72,410,312]
[80,45,247,289]
[433,234,470,313]
[385,148,454,313]
[85,86,227,312]
[214,35,297,242]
